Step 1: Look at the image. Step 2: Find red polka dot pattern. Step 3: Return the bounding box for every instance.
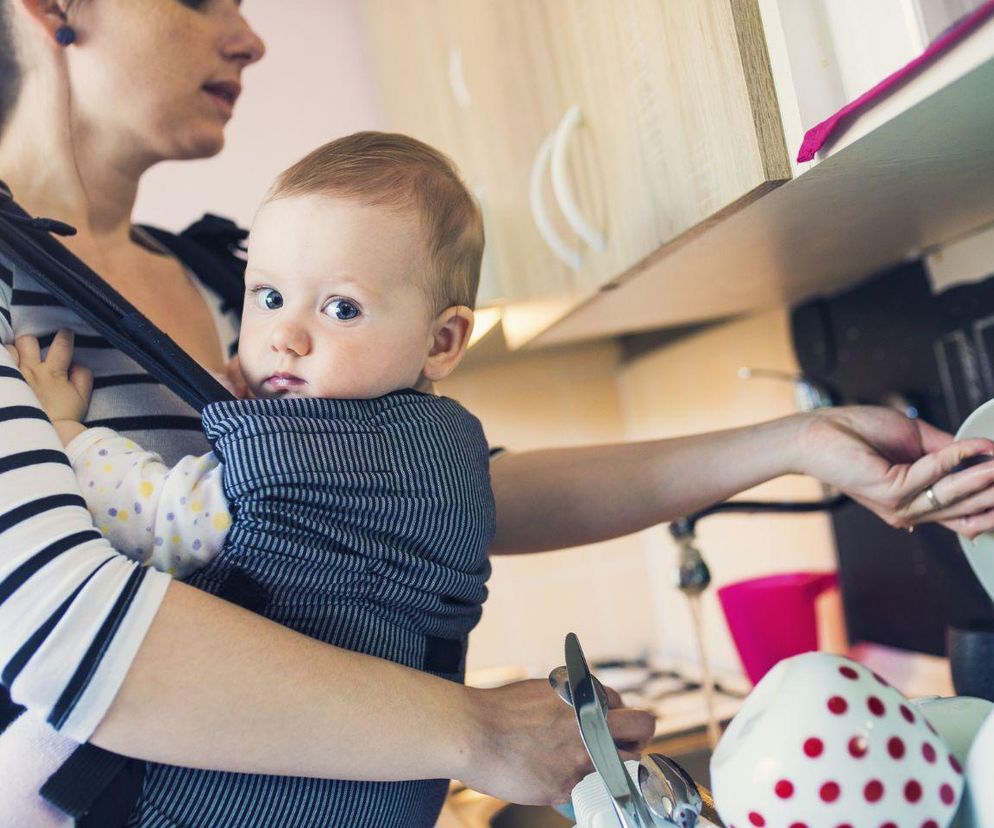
[709,655,963,828]
[828,696,848,715]
[864,779,884,802]
[775,780,794,799]
[949,754,963,774]
[848,736,869,758]
[905,780,923,803]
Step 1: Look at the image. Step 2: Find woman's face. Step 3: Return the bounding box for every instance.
[67,0,265,163]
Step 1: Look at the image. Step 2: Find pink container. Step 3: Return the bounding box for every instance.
[718,571,838,685]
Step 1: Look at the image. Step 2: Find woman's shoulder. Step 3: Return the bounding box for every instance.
[137,214,247,315]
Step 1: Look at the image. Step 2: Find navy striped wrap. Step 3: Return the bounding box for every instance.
[128,390,495,828]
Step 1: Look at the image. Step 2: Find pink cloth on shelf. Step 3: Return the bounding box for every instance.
[796,0,994,162]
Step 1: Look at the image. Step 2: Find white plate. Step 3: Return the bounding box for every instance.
[954,398,994,602]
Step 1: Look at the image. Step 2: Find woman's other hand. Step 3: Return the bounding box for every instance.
[462,678,654,805]
[796,406,994,537]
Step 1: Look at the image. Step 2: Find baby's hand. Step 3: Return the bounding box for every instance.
[12,330,93,426]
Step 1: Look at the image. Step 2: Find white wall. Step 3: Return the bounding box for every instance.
[134,0,387,232]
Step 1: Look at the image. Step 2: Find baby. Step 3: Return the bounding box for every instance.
[10,132,494,828]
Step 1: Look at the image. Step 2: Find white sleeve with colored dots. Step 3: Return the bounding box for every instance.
[64,428,232,578]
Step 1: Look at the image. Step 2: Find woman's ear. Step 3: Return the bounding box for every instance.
[422,305,475,383]
[15,0,72,45]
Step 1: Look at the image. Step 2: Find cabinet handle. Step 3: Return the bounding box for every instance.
[529,128,583,271]
[552,105,606,253]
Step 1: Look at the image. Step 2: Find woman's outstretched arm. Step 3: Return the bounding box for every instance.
[488,408,994,553]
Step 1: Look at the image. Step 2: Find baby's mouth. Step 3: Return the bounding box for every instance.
[263,373,307,392]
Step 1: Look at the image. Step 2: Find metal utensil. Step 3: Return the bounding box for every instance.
[564,632,656,828]
[638,753,702,828]
[549,664,613,709]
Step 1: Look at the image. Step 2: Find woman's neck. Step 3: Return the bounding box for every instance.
[0,77,149,246]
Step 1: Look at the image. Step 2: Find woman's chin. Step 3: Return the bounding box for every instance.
[168,130,226,162]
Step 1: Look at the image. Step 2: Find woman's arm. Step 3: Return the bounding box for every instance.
[92,580,653,804]
[488,408,994,553]
[0,323,652,804]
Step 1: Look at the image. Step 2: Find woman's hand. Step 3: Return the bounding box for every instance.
[462,678,655,805]
[795,406,994,537]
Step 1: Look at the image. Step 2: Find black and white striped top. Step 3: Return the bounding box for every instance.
[0,236,239,741]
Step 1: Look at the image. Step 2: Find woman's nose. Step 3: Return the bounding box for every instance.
[222,5,267,66]
[271,323,310,357]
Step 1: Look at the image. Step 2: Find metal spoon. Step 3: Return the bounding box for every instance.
[638,753,703,828]
[548,664,573,706]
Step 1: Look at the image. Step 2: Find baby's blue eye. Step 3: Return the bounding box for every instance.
[324,299,361,321]
[255,288,283,311]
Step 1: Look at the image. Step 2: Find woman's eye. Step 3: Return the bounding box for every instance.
[324,299,361,321]
[254,288,284,311]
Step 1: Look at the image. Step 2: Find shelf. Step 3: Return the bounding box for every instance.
[502,19,994,349]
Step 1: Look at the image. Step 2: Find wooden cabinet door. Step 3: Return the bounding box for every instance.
[538,0,791,295]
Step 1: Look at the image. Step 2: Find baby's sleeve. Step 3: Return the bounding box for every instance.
[66,429,232,578]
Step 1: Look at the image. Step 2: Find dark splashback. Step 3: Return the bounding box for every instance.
[791,259,994,655]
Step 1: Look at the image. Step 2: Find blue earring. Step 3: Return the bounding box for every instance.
[55,24,76,46]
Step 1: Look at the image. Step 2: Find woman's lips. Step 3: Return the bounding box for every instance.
[263,374,307,392]
[202,81,241,115]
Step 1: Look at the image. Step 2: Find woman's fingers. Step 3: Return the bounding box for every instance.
[903,458,994,521]
[942,507,994,539]
[605,707,656,754]
[914,418,956,454]
[899,439,994,511]
[601,683,624,709]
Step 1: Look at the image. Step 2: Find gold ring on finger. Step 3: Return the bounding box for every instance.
[925,486,944,511]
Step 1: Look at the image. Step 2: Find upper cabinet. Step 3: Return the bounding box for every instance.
[362,0,790,346]
[361,2,994,349]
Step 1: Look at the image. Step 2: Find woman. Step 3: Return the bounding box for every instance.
[2,0,994,824]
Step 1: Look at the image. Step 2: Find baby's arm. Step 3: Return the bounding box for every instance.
[10,329,231,577]
[66,429,231,577]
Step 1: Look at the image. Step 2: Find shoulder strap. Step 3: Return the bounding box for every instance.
[139,213,247,317]
[0,191,232,413]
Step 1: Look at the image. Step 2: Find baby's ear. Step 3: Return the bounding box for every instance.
[422,306,475,383]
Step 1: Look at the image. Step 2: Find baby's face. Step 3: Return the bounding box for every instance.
[239,194,437,400]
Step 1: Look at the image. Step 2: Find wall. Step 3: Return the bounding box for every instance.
[134,0,387,231]
[440,308,839,683]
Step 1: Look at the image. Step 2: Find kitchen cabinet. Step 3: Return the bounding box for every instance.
[361,0,790,346]
[362,2,994,350]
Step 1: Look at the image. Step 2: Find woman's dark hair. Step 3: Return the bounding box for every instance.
[0,1,23,134]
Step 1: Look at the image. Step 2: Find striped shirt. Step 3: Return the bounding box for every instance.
[0,234,240,741]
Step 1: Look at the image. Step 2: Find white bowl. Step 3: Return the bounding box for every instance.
[711,652,964,828]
